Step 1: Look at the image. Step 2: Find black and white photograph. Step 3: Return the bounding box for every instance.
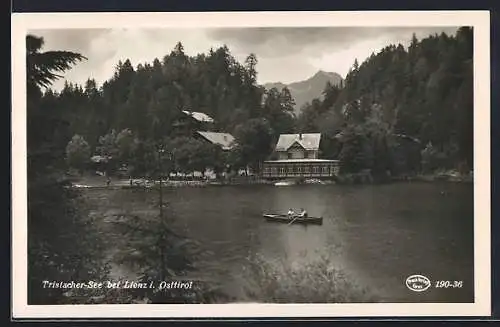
[11,11,490,318]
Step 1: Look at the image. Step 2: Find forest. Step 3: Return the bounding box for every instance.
[25,26,473,304]
[29,27,473,181]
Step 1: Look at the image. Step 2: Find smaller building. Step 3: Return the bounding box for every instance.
[90,155,112,172]
[262,133,339,179]
[182,110,214,123]
[173,110,215,136]
[195,131,235,151]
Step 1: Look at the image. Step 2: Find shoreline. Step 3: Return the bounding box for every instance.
[390,174,473,184]
[69,173,473,190]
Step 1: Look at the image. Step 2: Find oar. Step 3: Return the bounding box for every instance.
[288,215,299,225]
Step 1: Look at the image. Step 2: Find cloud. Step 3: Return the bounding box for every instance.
[257,56,318,84]
[207,26,459,59]
[29,28,112,56]
[30,28,225,90]
[28,26,461,90]
[30,28,118,88]
[305,27,460,78]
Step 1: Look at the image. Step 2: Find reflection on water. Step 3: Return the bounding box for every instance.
[91,182,474,303]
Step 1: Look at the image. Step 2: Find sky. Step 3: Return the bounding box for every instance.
[31,26,459,90]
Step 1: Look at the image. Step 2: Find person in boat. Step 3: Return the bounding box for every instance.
[298,208,308,218]
[287,208,295,219]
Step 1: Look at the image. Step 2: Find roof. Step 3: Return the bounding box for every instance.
[196,131,235,150]
[275,133,322,151]
[90,155,111,163]
[182,110,214,123]
[264,159,339,163]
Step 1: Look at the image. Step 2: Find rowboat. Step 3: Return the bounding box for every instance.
[262,214,323,225]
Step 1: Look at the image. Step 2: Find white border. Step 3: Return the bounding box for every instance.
[11,11,491,318]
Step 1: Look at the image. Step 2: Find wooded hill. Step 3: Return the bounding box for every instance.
[297,27,473,177]
[28,27,473,179]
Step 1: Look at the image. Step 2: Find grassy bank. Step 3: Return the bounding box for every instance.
[240,252,379,303]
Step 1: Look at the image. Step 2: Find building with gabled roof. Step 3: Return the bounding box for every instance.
[262,132,339,179]
[195,131,235,151]
[173,110,215,136]
[274,133,321,159]
[181,110,215,123]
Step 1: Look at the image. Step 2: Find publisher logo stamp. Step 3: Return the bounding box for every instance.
[405,274,431,292]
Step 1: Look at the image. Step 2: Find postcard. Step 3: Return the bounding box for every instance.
[11,10,491,319]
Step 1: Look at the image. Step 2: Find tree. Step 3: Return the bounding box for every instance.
[65,134,91,173]
[352,58,359,72]
[128,139,158,177]
[297,99,322,133]
[210,146,228,179]
[168,137,195,175]
[316,109,344,159]
[27,35,88,175]
[232,118,274,173]
[96,129,120,173]
[168,138,218,177]
[26,34,87,92]
[115,128,138,167]
[322,82,342,110]
[244,53,258,84]
[110,204,224,303]
[26,35,108,305]
[337,126,369,174]
[263,87,296,137]
[279,87,296,114]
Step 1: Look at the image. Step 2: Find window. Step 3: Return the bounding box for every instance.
[288,166,293,174]
[279,167,286,175]
[297,166,302,173]
[304,166,310,173]
[330,165,336,175]
[291,149,304,159]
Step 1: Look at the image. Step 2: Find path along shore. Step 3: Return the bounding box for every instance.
[68,171,472,190]
[69,175,274,189]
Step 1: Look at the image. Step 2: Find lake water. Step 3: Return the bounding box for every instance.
[88,182,474,303]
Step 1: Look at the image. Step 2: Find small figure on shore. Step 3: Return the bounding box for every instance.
[106,176,111,187]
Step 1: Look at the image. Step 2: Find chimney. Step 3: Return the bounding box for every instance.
[299,133,303,140]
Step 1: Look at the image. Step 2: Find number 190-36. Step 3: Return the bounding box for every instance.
[435,280,463,288]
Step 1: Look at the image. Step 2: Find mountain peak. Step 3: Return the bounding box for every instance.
[312,70,340,79]
[263,70,344,114]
